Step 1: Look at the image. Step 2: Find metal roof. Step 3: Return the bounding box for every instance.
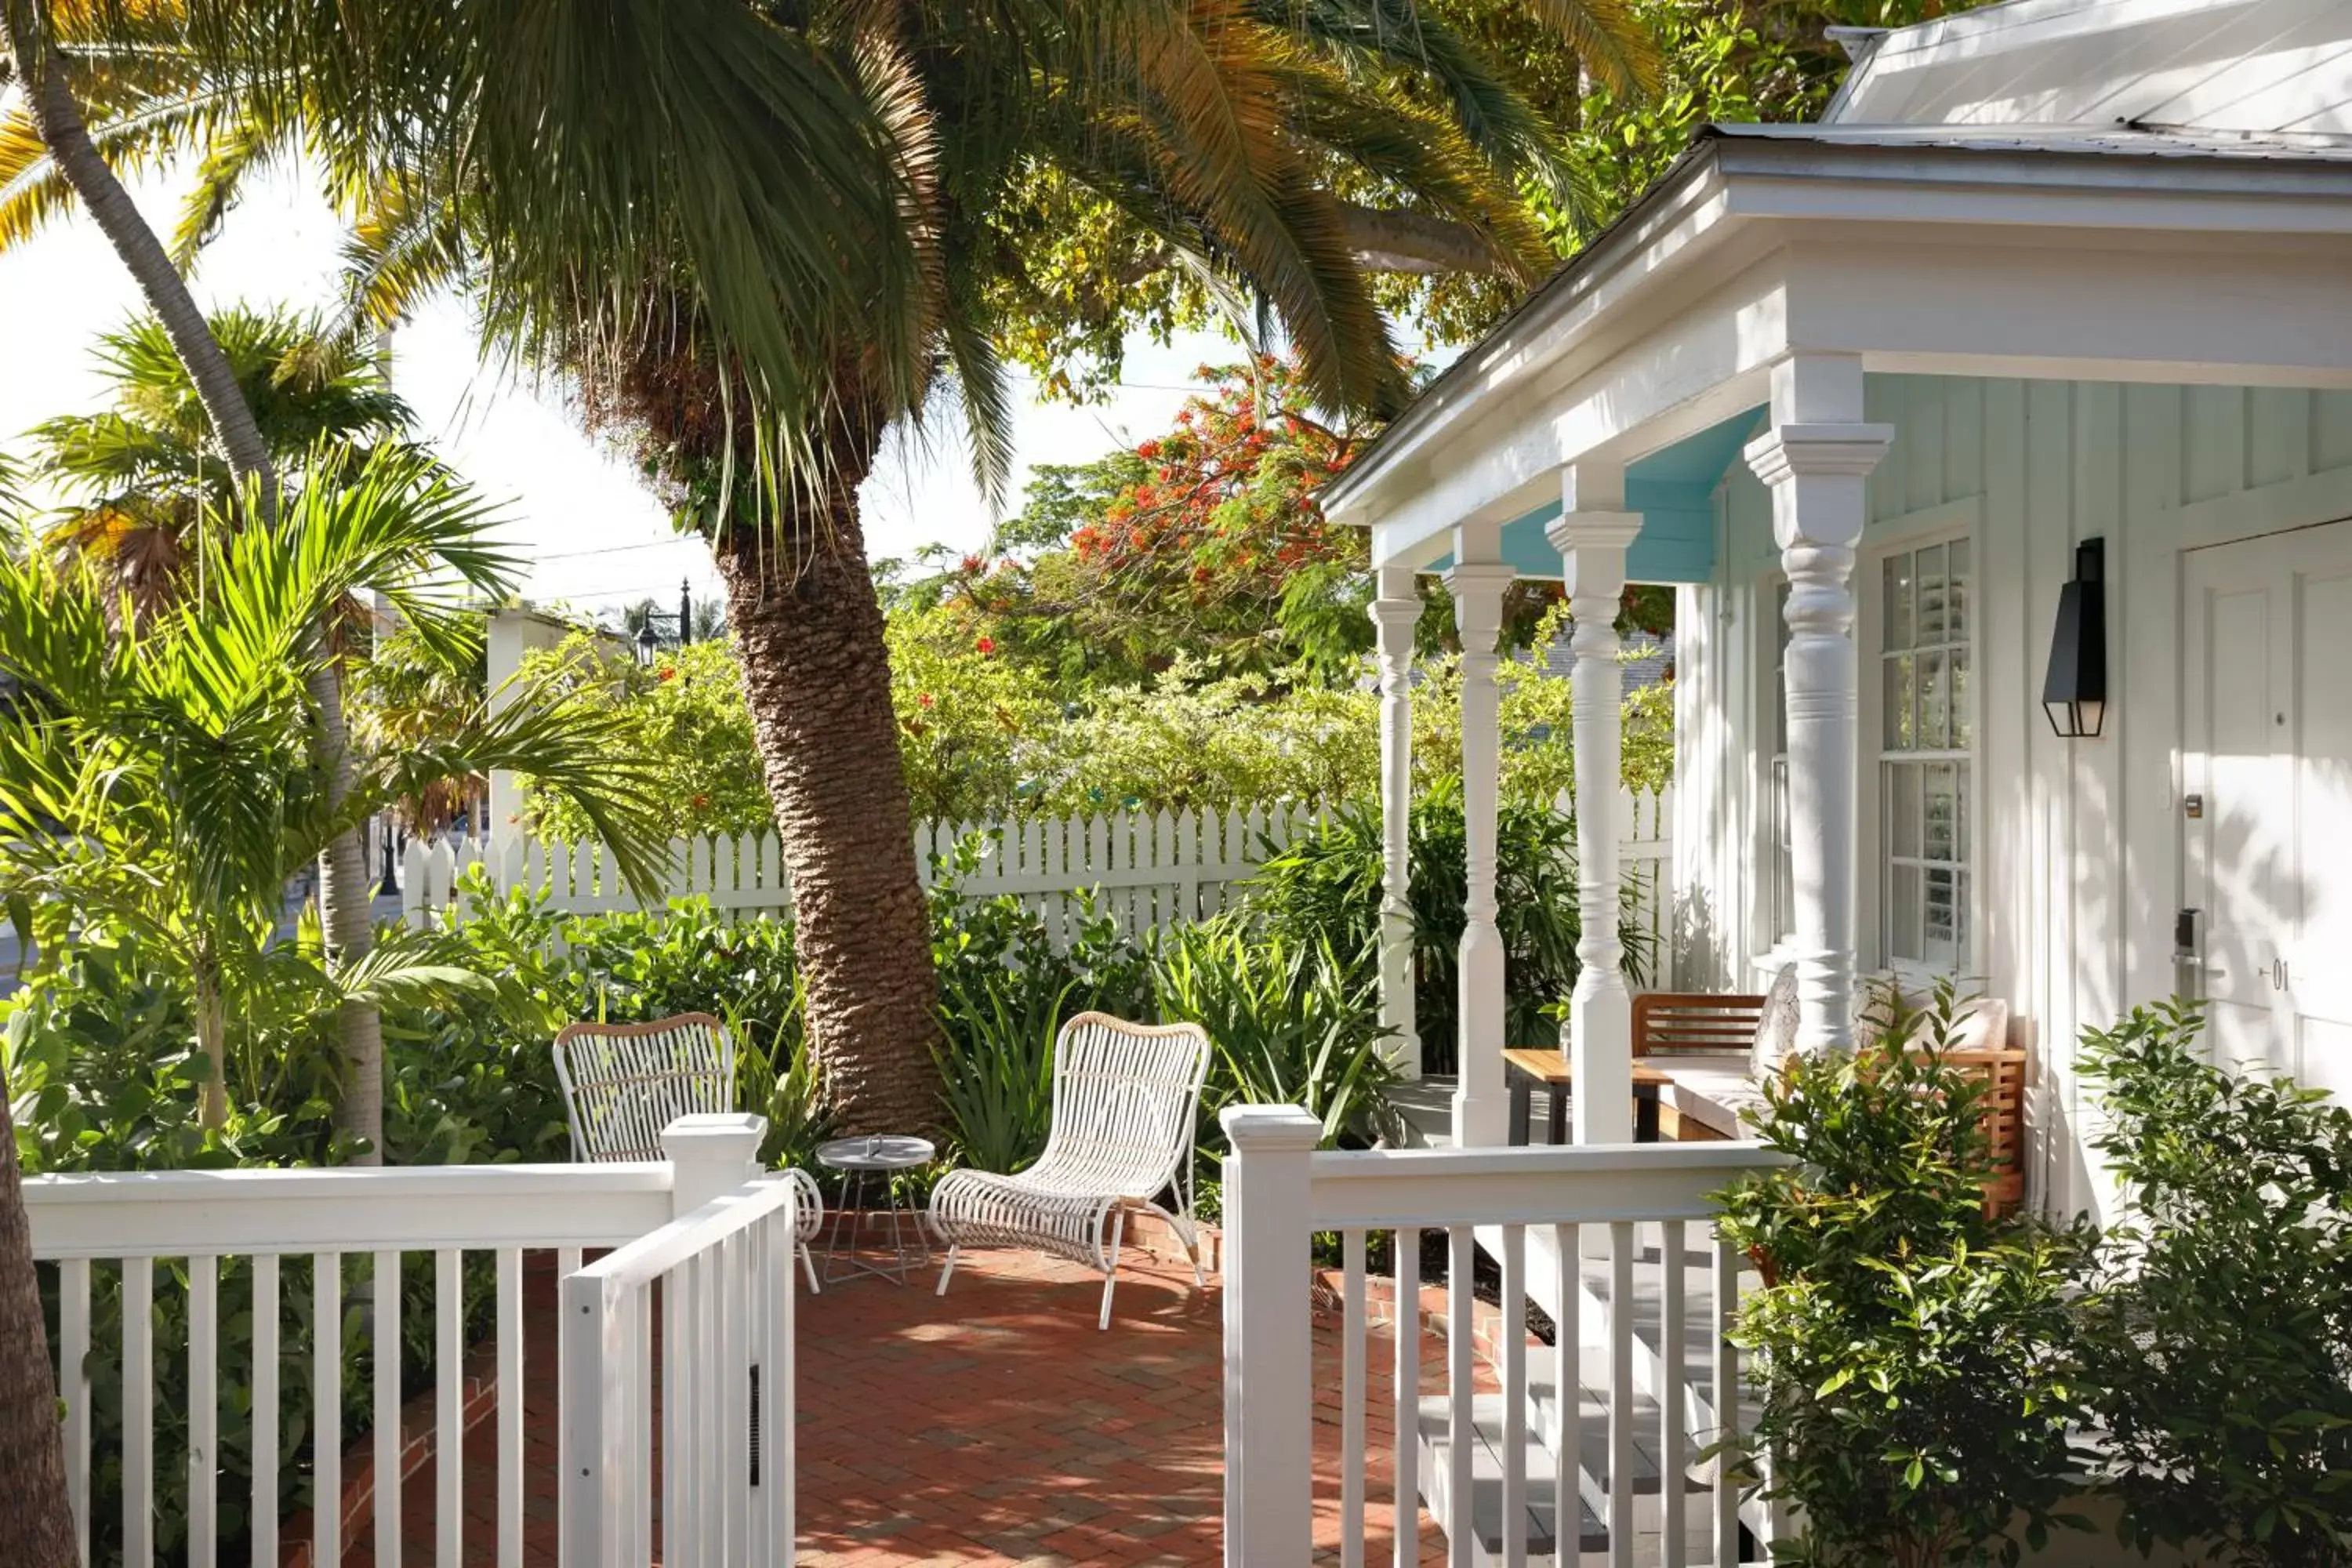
[1707,119,2352,162]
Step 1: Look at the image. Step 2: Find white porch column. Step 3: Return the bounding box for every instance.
[1743,354,1891,1055]
[1548,465,1643,1143]
[1370,566,1421,1079]
[1446,542,1514,1148]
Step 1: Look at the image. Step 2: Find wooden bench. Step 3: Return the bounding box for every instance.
[1629,989,2028,1215]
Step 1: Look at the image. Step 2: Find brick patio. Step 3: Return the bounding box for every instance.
[307,1236,1454,1564]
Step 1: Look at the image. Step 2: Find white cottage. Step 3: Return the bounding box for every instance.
[1323,0,2352,1219]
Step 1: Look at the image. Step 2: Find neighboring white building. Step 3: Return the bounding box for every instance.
[1325,0,2352,1220]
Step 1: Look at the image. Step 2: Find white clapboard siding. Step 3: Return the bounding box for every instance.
[405,793,1675,954]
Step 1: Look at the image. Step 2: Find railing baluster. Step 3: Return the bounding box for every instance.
[725,1230,750,1557]
[1392,1227,1419,1568]
[664,1266,683,1566]
[499,1247,525,1568]
[188,1253,219,1568]
[1501,1223,1528,1568]
[1555,1223,1581,1568]
[252,1255,280,1568]
[557,1244,582,1568]
[437,1247,463,1566]
[314,1251,343,1568]
[1662,1218,1690,1568]
[694,1247,719,1563]
[60,1255,89,1564]
[124,1256,154,1566]
[1446,1225,1473,1568]
[633,1282,655,1568]
[781,1203,809,1561]
[375,1248,402,1568]
[1608,1221,1635,1568]
[742,1223,766,1565]
[1711,1230,1740,1566]
[1341,1228,1367,1568]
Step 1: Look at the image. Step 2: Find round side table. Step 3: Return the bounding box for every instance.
[815,1134,935,1287]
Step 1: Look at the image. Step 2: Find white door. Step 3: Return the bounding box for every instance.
[2183,517,2352,1100]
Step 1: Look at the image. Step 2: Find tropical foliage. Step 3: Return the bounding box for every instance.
[2078,1003,2352,1567]
[1713,982,2102,1568]
[0,445,666,1131]
[521,612,1674,837]
[911,357,1377,686]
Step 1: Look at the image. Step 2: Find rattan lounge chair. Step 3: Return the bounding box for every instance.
[929,1011,1212,1329]
[554,1011,826,1290]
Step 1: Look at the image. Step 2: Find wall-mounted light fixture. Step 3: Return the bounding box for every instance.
[2042,537,2107,739]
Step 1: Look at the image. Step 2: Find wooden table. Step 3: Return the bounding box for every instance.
[1501,1049,1670,1145]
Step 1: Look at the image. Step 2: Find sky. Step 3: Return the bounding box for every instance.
[0,158,1241,623]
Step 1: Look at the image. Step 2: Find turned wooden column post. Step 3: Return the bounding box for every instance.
[1548,464,1644,1142]
[1446,544,1514,1147]
[1743,354,1891,1055]
[1370,564,1422,1079]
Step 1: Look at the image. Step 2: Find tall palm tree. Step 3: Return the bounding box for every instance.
[2,1,1651,1133]
[30,304,412,617]
[0,443,668,1128]
[0,0,405,1162]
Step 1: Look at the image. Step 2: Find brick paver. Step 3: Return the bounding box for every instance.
[294,1240,1453,1565]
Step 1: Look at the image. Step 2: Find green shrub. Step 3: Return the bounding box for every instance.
[1245,782,1657,1072]
[2078,1001,2352,1567]
[1153,917,1399,1154]
[1713,982,2100,1568]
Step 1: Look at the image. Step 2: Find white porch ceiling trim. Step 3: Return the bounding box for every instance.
[1335,131,2352,573]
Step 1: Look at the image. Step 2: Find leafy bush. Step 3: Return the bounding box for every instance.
[1713,982,2100,1568]
[1246,782,1657,1072]
[923,843,1398,1177]
[2078,1002,2352,1567]
[1153,918,1399,1153]
[516,609,1673,828]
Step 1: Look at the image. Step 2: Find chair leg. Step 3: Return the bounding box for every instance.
[1098,1210,1127,1330]
[935,1243,960,1298]
[800,1242,820,1297]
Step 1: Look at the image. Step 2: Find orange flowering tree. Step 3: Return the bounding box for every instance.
[942,358,1378,688]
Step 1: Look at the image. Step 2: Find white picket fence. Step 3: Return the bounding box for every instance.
[402,792,1676,952]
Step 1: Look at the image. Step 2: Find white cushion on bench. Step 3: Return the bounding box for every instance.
[1653,1054,1767,1139]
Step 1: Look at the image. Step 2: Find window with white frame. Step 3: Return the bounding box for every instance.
[1878,538,1973,969]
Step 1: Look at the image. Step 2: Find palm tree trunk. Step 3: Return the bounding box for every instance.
[0,1088,79,1568]
[3,0,387,1157]
[710,420,939,1134]
[193,950,229,1130]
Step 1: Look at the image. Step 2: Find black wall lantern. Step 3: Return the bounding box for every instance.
[2042,538,2107,739]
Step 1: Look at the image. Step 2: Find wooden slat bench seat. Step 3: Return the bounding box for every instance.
[1628,989,2029,1215]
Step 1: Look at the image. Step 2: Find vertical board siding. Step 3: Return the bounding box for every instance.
[1703,371,2352,1225]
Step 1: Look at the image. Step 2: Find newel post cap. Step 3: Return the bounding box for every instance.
[1219,1105,1325,1152]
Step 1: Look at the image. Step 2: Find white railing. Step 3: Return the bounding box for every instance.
[403,789,1677,953]
[1220,1106,1786,1568]
[25,1116,789,1568]
[561,1160,798,1566]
